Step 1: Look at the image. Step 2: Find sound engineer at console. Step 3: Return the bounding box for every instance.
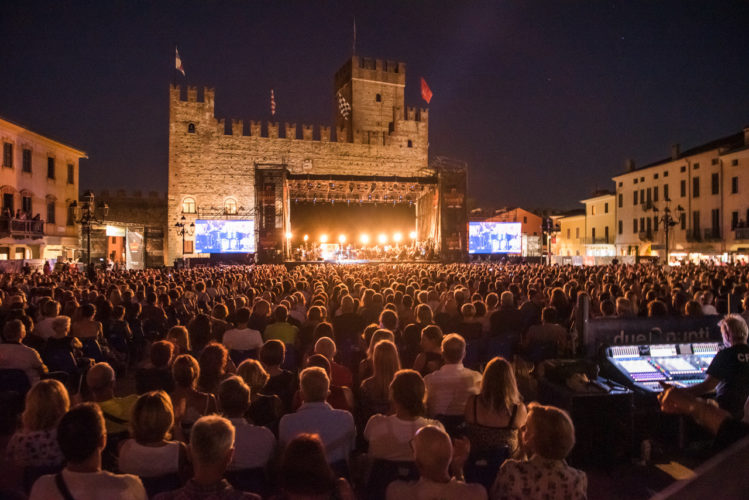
[682,314,749,419]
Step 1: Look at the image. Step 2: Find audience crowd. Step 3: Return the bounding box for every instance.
[0,262,748,499]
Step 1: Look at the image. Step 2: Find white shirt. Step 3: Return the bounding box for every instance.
[34,317,58,339]
[222,327,263,351]
[228,417,276,470]
[0,342,46,384]
[279,401,356,463]
[424,363,482,417]
[386,477,487,500]
[118,439,180,477]
[364,414,444,461]
[30,468,147,500]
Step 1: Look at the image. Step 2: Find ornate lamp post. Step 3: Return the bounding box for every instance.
[69,191,109,276]
[175,215,195,266]
[652,203,685,265]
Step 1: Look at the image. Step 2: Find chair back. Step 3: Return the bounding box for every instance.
[225,467,269,496]
[464,338,486,370]
[140,472,182,498]
[365,459,419,500]
[229,348,257,367]
[0,368,31,396]
[465,445,510,492]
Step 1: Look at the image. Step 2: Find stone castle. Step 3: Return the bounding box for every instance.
[168,55,463,263]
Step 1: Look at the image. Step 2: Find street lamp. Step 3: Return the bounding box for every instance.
[651,202,685,265]
[70,190,108,276]
[175,215,195,265]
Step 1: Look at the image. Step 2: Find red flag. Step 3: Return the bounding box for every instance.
[420,77,432,104]
[175,47,185,76]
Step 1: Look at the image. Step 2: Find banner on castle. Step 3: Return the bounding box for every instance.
[126,228,144,270]
[421,77,433,104]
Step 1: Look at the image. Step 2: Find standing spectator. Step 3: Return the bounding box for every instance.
[29,403,147,500]
[7,379,69,468]
[279,367,356,465]
[154,416,260,500]
[491,403,586,500]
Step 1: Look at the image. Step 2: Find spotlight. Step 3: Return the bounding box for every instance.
[303,234,309,242]
[393,232,403,243]
[338,234,346,244]
[378,233,388,245]
[320,234,328,243]
[360,234,370,244]
[285,232,292,239]
[409,231,417,240]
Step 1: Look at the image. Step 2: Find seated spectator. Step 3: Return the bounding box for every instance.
[32,299,60,340]
[359,328,395,381]
[263,305,299,345]
[523,306,567,359]
[259,340,298,413]
[119,391,187,479]
[236,358,283,431]
[279,367,356,465]
[360,340,401,423]
[424,334,482,419]
[491,403,586,500]
[7,379,69,468]
[292,354,354,412]
[44,315,88,374]
[683,314,749,418]
[218,376,276,470]
[464,357,527,457]
[71,303,103,340]
[211,304,231,342]
[154,415,260,500]
[29,403,147,500]
[332,294,365,348]
[166,325,191,355]
[197,342,231,395]
[171,354,218,441]
[413,325,444,376]
[456,303,483,341]
[222,307,263,352]
[364,369,443,461]
[401,303,434,368]
[314,336,353,388]
[386,425,486,500]
[86,362,138,436]
[490,291,524,338]
[277,433,355,500]
[685,300,704,318]
[0,319,47,384]
[135,340,175,394]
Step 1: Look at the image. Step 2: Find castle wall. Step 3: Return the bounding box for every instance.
[168,57,432,264]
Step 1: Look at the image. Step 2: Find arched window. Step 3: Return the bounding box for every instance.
[224,198,237,215]
[182,197,196,214]
[188,123,196,133]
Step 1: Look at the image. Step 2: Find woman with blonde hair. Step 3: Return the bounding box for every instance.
[464,356,527,457]
[171,354,217,441]
[358,328,395,381]
[237,358,283,430]
[359,340,401,423]
[118,391,187,485]
[166,325,191,355]
[7,379,69,468]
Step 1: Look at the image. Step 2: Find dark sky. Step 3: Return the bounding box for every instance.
[1,1,748,210]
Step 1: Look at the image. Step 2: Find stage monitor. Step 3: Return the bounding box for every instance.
[194,219,255,254]
[469,222,521,254]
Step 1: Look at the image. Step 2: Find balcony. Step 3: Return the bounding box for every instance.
[0,217,46,239]
[583,237,611,244]
[734,227,749,241]
[704,228,721,241]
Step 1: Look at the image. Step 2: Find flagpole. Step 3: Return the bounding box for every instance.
[352,16,356,58]
[173,44,177,88]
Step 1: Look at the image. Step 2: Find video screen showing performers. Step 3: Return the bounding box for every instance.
[469,222,521,254]
[194,220,255,253]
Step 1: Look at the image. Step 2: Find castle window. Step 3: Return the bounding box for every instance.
[188,123,196,133]
[22,149,31,173]
[3,143,13,168]
[224,198,237,215]
[182,197,196,214]
[47,200,56,224]
[376,94,382,102]
[47,158,55,179]
[407,140,413,148]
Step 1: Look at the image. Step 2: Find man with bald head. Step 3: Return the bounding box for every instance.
[386,425,487,499]
[86,362,138,436]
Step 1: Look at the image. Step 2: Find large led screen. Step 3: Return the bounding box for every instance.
[194,220,255,253]
[469,222,522,254]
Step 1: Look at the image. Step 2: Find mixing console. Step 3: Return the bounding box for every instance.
[605,342,720,393]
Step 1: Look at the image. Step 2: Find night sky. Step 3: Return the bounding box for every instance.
[1,1,748,210]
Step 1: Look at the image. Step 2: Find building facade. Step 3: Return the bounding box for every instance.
[553,212,586,258]
[0,116,83,261]
[167,56,463,264]
[581,191,616,257]
[613,127,749,263]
